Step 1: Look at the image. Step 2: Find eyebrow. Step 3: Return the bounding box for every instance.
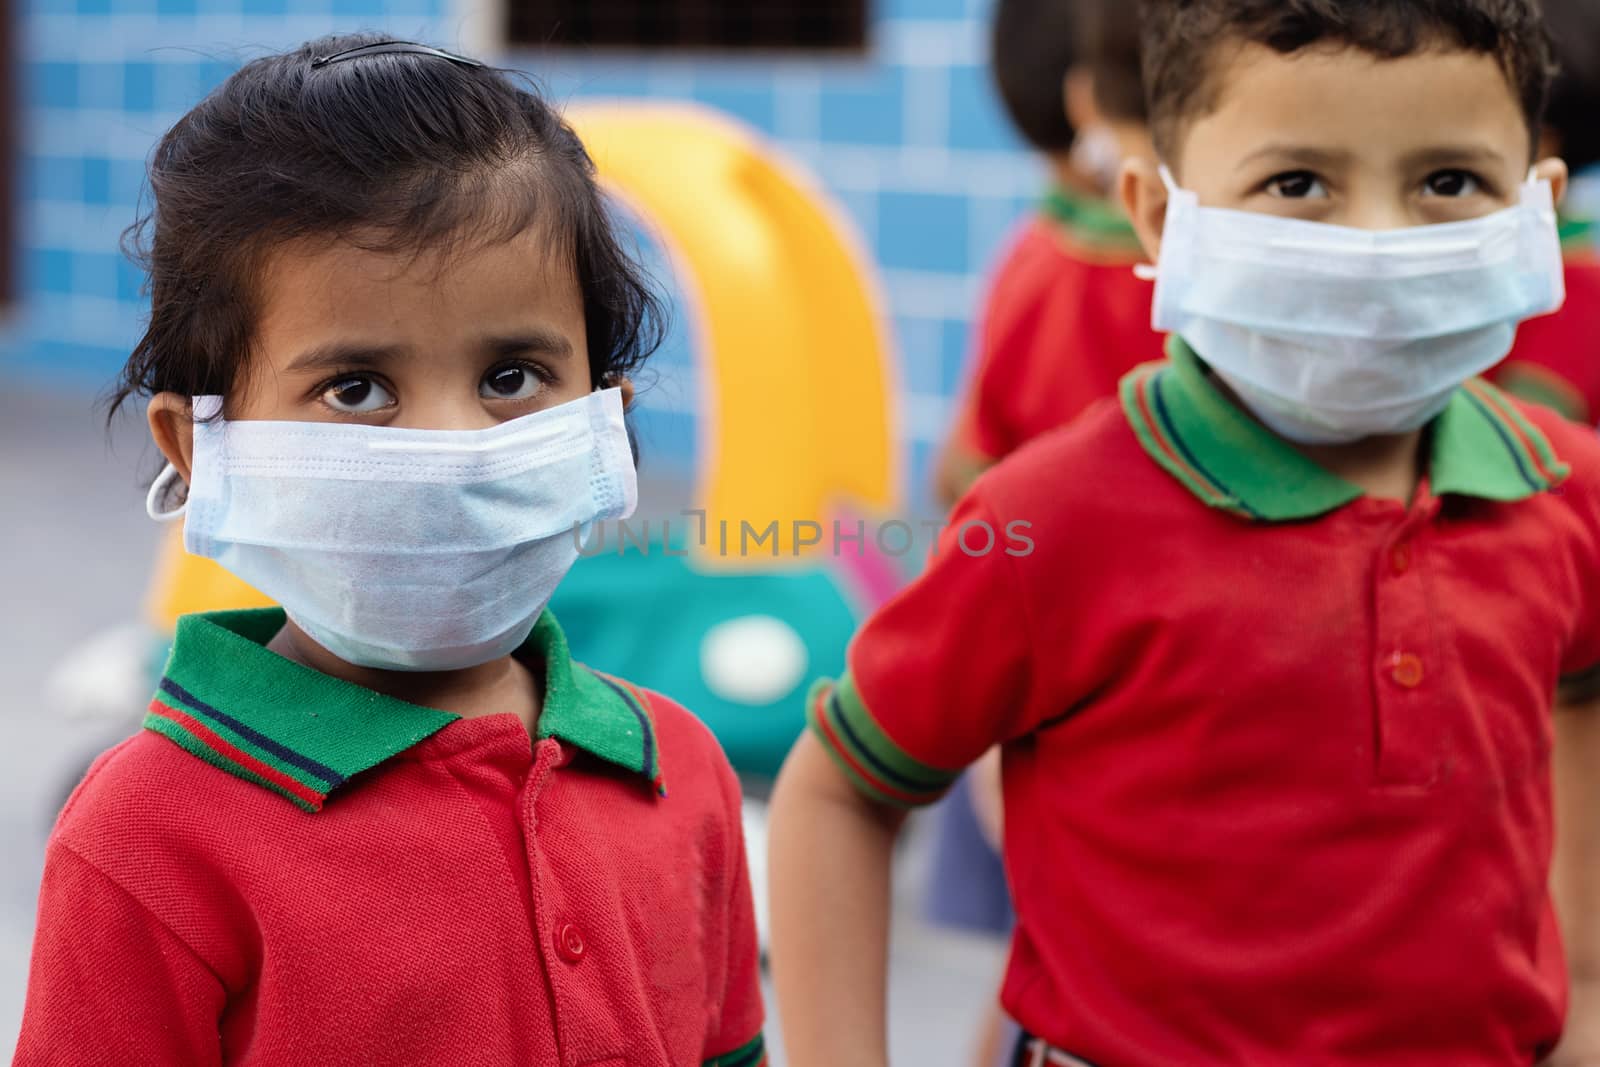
[1236,144,1354,171]
[1398,144,1509,171]
[285,330,576,375]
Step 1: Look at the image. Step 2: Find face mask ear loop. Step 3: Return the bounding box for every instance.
[146,462,188,522]
[1132,164,1183,282]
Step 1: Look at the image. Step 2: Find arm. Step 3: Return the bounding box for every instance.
[1549,685,1600,1067]
[768,731,907,1067]
[968,745,1005,852]
[702,753,768,1067]
[15,841,225,1066]
[770,490,1046,1067]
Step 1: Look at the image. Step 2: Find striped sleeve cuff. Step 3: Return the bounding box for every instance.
[704,1033,766,1067]
[806,675,960,808]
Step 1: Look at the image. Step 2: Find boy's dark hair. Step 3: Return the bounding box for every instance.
[1080,0,1148,123]
[991,0,1079,153]
[1137,0,1557,162]
[109,32,665,419]
[1540,0,1600,172]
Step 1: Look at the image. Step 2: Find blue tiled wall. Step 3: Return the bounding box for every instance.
[5,0,1041,509]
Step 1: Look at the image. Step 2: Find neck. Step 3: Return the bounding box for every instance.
[266,619,542,732]
[1046,153,1103,199]
[1207,370,1427,503]
[1292,431,1427,504]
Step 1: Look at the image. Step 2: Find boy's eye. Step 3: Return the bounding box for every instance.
[1265,172,1328,200]
[1422,170,1482,198]
[480,363,545,401]
[321,376,394,413]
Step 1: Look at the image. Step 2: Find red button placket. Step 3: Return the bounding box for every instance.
[521,737,574,1063]
[1371,495,1444,787]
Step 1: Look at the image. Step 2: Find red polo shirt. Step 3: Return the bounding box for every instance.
[1491,227,1600,424]
[812,337,1600,1065]
[17,609,766,1067]
[944,187,1165,492]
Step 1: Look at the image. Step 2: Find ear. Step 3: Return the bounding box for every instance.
[1063,66,1100,132]
[1120,155,1169,264]
[147,392,196,484]
[609,376,635,410]
[1532,155,1569,208]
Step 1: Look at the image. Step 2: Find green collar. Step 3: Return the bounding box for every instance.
[1120,335,1570,522]
[1560,214,1596,251]
[143,608,665,812]
[1041,184,1144,256]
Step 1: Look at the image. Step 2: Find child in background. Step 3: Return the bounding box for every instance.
[1488,0,1600,423]
[925,6,1156,1062]
[15,35,765,1067]
[934,0,1163,505]
[771,1,1600,1064]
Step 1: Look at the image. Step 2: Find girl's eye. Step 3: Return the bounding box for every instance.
[1422,170,1482,198]
[321,376,394,413]
[1265,171,1328,200]
[480,363,545,401]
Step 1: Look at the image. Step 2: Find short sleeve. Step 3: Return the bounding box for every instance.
[1547,410,1600,701]
[700,757,767,1067]
[15,842,225,1066]
[806,489,1044,808]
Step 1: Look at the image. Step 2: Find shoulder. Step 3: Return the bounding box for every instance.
[633,687,743,812]
[52,727,280,883]
[1511,393,1600,513]
[1564,254,1600,293]
[980,219,1087,320]
[1513,390,1600,472]
[967,392,1157,521]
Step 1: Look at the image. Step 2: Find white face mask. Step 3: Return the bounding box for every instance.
[1146,167,1566,444]
[147,388,637,672]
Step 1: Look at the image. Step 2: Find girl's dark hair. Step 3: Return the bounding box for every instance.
[1080,0,1148,124]
[1541,0,1600,172]
[1136,0,1557,161]
[990,0,1080,153]
[108,33,666,419]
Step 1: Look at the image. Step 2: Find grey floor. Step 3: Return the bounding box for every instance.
[0,383,1005,1064]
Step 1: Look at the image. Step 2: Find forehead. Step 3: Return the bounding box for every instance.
[1176,41,1530,168]
[251,224,581,343]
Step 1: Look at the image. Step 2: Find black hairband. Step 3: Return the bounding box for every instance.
[310,40,486,69]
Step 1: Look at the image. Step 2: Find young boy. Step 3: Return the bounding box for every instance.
[770,3,1600,1065]
[934,0,1163,505]
[1489,0,1600,423]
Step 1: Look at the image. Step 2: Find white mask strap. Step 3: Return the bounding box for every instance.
[146,462,187,521]
[1130,164,1183,282]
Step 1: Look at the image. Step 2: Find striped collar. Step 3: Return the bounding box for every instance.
[1121,335,1570,522]
[1041,185,1145,259]
[144,608,665,812]
[1560,214,1596,251]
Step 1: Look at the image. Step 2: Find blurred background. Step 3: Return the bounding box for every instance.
[0,0,1040,1059]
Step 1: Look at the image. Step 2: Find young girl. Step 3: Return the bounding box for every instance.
[15,34,766,1067]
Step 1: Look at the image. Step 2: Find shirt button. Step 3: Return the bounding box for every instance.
[1391,652,1425,688]
[554,923,586,963]
[1390,542,1412,575]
